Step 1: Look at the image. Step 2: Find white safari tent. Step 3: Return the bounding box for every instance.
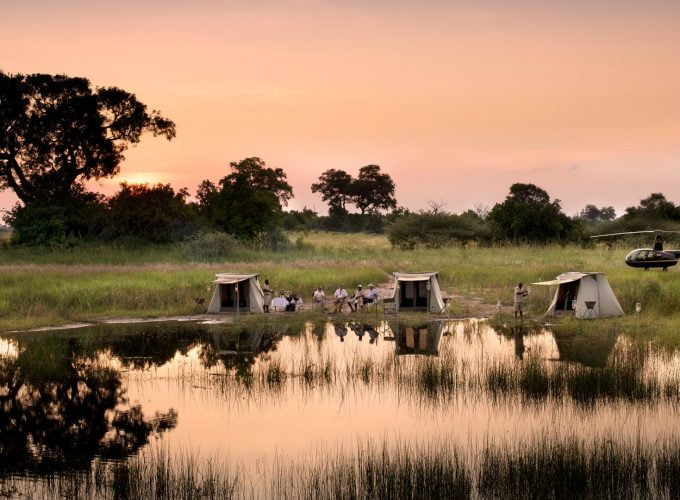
[391,272,446,313]
[207,273,265,314]
[532,272,624,319]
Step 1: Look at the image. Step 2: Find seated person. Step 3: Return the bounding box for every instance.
[349,285,364,312]
[286,293,297,312]
[313,287,326,307]
[364,284,378,305]
[334,285,348,312]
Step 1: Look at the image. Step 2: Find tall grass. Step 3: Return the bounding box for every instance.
[6,435,680,498]
[4,237,680,329]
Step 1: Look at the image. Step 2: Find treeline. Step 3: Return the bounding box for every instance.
[2,71,679,249]
[289,184,680,249]
[5,157,296,248]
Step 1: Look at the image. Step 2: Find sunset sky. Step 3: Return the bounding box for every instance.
[1,0,679,216]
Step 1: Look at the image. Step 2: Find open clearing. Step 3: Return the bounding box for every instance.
[1,232,679,331]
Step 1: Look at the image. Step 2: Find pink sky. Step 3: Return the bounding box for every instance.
[1,0,679,216]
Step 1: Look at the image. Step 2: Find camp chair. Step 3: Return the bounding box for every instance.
[313,298,327,312]
[583,301,597,319]
[441,295,452,318]
[192,297,206,314]
[383,297,397,320]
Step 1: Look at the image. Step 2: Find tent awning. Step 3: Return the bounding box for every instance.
[213,273,259,284]
[394,272,438,281]
[533,272,601,286]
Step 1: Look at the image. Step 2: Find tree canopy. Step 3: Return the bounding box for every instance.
[487,183,576,242]
[353,165,397,214]
[196,157,292,240]
[0,72,175,203]
[578,204,616,222]
[311,165,396,214]
[311,168,354,214]
[625,193,680,221]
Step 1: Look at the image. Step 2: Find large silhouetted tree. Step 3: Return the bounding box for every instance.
[0,72,176,203]
[579,204,616,222]
[311,169,354,214]
[352,165,397,214]
[311,165,396,214]
[197,157,292,239]
[625,193,680,220]
[225,157,293,206]
[487,183,575,242]
[106,183,196,243]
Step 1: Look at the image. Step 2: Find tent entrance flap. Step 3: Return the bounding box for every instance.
[400,281,428,309]
[554,281,580,311]
[217,281,250,312]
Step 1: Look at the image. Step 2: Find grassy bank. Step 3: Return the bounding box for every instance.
[2,232,680,330]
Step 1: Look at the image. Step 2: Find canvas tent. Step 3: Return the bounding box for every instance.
[532,272,624,319]
[207,273,265,314]
[390,272,446,313]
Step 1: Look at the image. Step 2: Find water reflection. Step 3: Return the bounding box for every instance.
[553,330,619,368]
[0,337,176,476]
[391,321,445,355]
[3,318,680,490]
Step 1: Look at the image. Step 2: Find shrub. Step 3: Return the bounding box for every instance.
[387,213,488,249]
[105,183,198,244]
[181,232,240,261]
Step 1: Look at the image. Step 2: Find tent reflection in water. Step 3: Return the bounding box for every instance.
[207,273,265,313]
[533,272,624,319]
[391,321,446,355]
[391,272,446,313]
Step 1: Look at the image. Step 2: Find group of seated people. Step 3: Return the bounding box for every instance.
[270,291,303,312]
[311,284,379,313]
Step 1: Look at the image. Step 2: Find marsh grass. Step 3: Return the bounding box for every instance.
[478,436,653,499]
[7,435,680,499]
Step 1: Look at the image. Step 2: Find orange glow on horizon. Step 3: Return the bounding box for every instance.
[1,1,679,215]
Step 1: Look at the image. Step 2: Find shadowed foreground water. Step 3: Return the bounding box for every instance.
[2,318,680,497]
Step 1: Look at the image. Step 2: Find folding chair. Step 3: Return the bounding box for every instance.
[383,297,397,320]
[192,297,206,314]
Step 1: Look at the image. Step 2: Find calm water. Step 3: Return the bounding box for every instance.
[2,317,680,496]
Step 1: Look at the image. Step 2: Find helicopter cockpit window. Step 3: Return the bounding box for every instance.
[636,250,649,261]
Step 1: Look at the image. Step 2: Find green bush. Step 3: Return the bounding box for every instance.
[387,213,488,249]
[181,231,240,261]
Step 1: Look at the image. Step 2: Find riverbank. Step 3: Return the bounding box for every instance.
[1,233,679,331]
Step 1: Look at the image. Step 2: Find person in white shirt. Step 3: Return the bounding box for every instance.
[313,287,326,310]
[364,284,378,305]
[514,282,529,321]
[349,285,364,312]
[334,285,348,312]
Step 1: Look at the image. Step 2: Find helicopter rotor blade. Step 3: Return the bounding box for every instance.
[591,230,680,239]
[590,231,657,238]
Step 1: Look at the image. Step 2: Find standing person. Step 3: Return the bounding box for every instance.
[514,282,529,321]
[334,284,348,312]
[262,279,272,313]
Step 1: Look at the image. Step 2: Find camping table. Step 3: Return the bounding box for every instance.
[271,297,289,312]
